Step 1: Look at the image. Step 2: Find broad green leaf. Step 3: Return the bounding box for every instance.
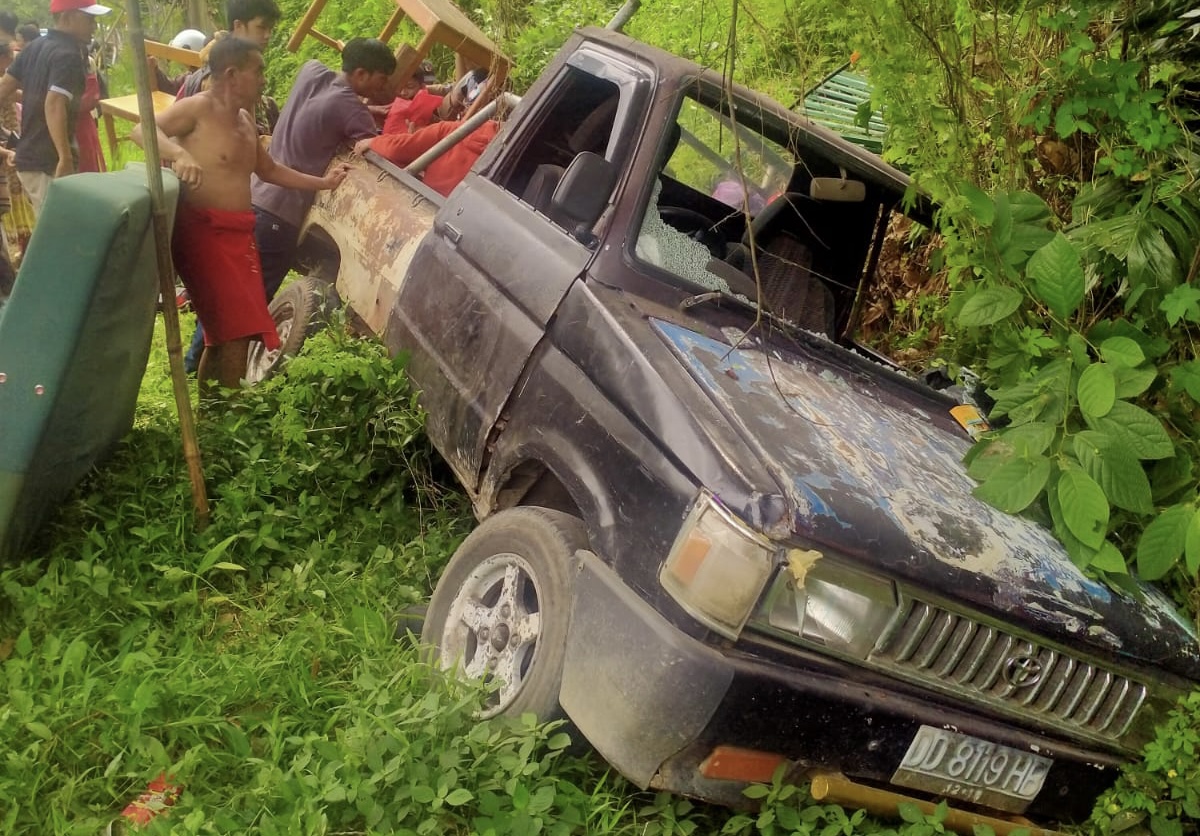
[992,192,1013,253]
[973,455,1051,514]
[1092,543,1129,575]
[1008,190,1052,223]
[1027,233,1085,318]
[1001,422,1057,456]
[1111,365,1157,398]
[1128,223,1179,292]
[1151,453,1195,503]
[1186,509,1200,578]
[1150,813,1185,836]
[1159,284,1200,326]
[1076,363,1115,418]
[898,802,926,825]
[965,423,1055,482]
[1073,431,1154,514]
[1008,223,1055,256]
[445,788,474,806]
[1056,465,1109,549]
[988,379,1038,419]
[1047,477,1094,570]
[1055,106,1077,138]
[965,439,1007,482]
[961,183,994,227]
[1085,400,1174,460]
[1099,336,1145,367]
[957,287,1024,327]
[1089,321,1169,360]
[512,783,530,810]
[1136,504,1193,580]
[1172,360,1200,401]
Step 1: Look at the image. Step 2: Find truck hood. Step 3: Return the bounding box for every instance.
[654,319,1200,680]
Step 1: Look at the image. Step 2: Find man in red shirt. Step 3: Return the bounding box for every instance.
[355,117,498,198]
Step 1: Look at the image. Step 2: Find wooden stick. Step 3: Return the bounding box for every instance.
[125,0,211,529]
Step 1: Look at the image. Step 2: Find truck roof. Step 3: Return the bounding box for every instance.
[576,26,917,203]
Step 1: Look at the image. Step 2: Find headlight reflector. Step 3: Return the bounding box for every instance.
[759,555,897,658]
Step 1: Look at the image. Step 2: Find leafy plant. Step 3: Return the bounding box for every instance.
[1091,691,1200,835]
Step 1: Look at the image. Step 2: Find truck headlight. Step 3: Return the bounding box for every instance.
[660,494,776,639]
[756,556,897,659]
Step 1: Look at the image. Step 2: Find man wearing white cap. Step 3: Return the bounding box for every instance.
[0,0,109,215]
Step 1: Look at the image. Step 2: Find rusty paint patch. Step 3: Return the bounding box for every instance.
[651,319,1200,665]
[302,153,438,334]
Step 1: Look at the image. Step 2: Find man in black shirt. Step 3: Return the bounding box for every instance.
[0,0,109,216]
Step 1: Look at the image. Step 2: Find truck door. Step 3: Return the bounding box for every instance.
[390,48,651,490]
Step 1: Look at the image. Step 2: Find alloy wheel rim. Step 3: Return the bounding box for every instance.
[440,552,543,717]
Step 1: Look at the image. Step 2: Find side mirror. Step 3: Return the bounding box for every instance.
[551,151,617,241]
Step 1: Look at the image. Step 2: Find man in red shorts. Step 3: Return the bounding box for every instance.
[133,37,348,396]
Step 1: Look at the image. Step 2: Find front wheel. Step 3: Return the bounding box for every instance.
[421,507,588,719]
[245,276,337,384]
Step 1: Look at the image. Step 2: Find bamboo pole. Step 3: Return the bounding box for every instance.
[124,0,211,529]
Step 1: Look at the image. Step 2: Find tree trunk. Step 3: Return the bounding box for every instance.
[185,0,210,32]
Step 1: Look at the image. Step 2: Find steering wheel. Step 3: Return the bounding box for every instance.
[658,206,727,258]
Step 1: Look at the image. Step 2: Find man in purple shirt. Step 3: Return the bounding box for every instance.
[185,37,394,371]
[251,38,394,298]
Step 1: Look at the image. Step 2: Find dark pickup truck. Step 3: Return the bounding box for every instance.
[263,25,1200,831]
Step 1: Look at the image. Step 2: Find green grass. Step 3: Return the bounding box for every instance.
[0,322,713,834]
[2,317,1195,834]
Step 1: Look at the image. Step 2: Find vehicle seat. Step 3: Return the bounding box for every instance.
[569,97,619,156]
[736,193,836,335]
[522,163,565,219]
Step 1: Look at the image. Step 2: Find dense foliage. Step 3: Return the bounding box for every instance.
[814,1,1200,603]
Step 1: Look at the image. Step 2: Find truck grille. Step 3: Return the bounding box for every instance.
[871,598,1147,742]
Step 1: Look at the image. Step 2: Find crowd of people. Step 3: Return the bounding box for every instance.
[0,1,108,300]
[0,0,504,398]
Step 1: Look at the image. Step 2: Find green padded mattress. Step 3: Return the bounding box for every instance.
[0,167,180,560]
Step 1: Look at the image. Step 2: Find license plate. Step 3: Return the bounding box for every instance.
[891,725,1052,813]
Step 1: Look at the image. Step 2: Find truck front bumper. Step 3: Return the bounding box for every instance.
[559,551,1121,824]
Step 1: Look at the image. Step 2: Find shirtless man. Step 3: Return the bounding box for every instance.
[133,37,347,395]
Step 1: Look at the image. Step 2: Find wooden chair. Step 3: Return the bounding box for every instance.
[287,0,510,100]
[98,40,205,160]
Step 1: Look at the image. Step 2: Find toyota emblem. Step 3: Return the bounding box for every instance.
[1003,654,1044,688]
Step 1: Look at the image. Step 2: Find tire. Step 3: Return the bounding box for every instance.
[245,276,338,384]
[421,507,588,720]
